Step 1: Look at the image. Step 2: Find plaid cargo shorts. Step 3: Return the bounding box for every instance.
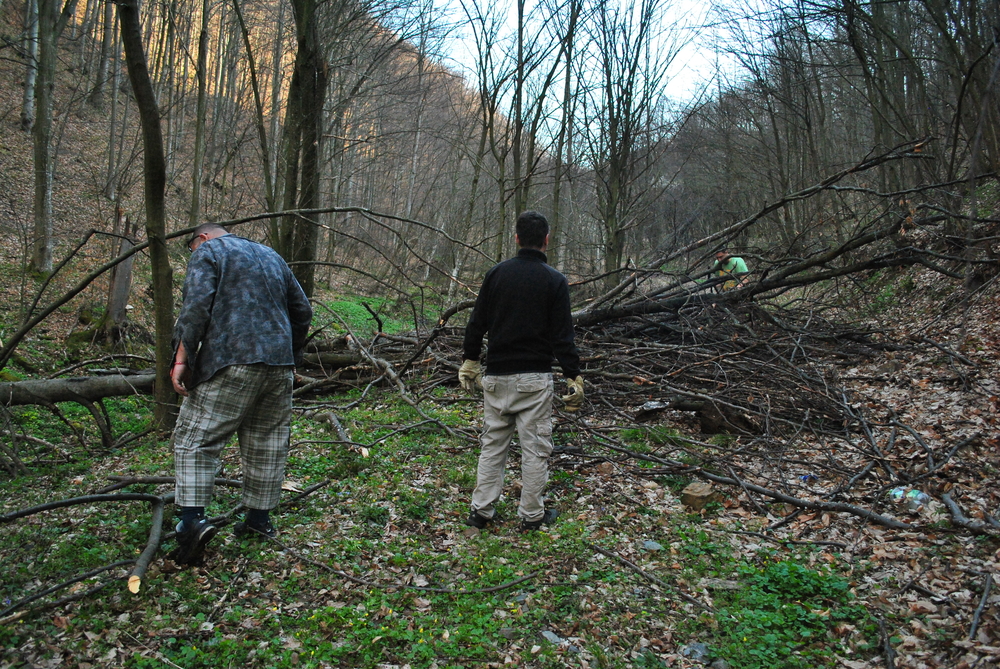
[173,363,293,510]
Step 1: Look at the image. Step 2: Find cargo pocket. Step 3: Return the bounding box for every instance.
[482,376,497,393]
[535,418,554,457]
[516,377,550,394]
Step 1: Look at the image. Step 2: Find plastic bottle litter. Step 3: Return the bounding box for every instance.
[888,487,930,513]
[904,490,930,512]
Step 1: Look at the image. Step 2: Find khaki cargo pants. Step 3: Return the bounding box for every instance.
[470,372,553,523]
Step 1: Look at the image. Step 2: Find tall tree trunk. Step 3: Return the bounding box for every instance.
[88,0,113,108]
[188,0,210,227]
[280,0,327,297]
[549,0,580,269]
[104,10,120,199]
[21,0,38,132]
[30,0,56,274]
[233,0,276,212]
[117,0,175,428]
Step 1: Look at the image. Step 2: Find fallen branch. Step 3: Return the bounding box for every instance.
[0,374,155,406]
[721,529,848,550]
[941,492,999,535]
[128,494,170,593]
[0,559,134,619]
[969,573,994,641]
[0,493,164,523]
[879,616,896,669]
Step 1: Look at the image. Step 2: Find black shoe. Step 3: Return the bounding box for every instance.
[520,508,559,532]
[170,518,218,565]
[233,519,277,539]
[464,511,495,529]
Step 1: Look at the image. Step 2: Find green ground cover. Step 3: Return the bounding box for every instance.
[0,389,880,668]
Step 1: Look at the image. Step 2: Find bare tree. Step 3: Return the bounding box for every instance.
[117,0,175,427]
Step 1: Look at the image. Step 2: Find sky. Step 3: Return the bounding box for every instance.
[429,0,729,106]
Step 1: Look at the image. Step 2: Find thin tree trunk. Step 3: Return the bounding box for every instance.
[117,0,175,428]
[103,206,135,341]
[188,0,210,227]
[21,0,38,132]
[30,0,56,274]
[104,11,120,199]
[232,0,275,211]
[89,0,113,108]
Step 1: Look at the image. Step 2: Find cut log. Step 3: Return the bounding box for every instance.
[301,352,362,368]
[0,374,155,407]
[681,482,719,510]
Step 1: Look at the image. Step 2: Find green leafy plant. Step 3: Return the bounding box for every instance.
[685,558,875,669]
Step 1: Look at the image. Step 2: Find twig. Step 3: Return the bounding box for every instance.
[720,529,847,550]
[879,616,896,669]
[729,466,768,516]
[279,480,331,509]
[968,573,994,641]
[208,557,251,622]
[589,543,712,612]
[590,438,913,530]
[0,560,134,618]
[397,300,475,377]
[917,336,977,367]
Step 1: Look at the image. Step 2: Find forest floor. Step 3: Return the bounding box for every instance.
[1,261,999,669]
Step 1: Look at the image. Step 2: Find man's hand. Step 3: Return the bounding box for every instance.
[561,375,584,411]
[458,360,482,392]
[171,362,192,396]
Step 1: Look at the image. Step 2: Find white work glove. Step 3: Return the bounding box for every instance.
[458,360,483,392]
[561,375,585,411]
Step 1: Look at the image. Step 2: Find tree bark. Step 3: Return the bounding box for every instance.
[188,0,210,227]
[29,0,55,274]
[117,0,175,428]
[0,374,155,407]
[21,0,38,132]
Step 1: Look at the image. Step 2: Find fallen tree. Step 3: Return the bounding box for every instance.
[0,374,155,406]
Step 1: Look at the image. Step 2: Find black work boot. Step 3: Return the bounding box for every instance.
[464,510,496,529]
[233,518,277,539]
[519,508,559,532]
[170,518,218,565]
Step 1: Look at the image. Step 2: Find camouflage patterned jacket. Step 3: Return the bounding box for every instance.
[172,234,313,388]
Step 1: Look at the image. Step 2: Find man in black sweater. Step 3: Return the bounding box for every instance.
[459,211,584,532]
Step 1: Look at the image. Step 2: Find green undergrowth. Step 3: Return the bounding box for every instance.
[1,390,881,668]
[312,295,410,338]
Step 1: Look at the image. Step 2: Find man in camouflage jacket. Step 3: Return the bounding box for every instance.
[169,223,312,564]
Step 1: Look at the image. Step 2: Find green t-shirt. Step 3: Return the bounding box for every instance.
[714,256,748,277]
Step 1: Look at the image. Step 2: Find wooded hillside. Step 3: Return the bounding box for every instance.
[1,0,999,667]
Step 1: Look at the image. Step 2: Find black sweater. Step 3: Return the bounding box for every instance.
[463,248,581,378]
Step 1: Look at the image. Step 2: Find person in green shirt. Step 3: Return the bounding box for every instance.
[712,249,749,291]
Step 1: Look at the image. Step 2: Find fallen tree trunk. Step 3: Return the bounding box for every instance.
[0,374,155,407]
